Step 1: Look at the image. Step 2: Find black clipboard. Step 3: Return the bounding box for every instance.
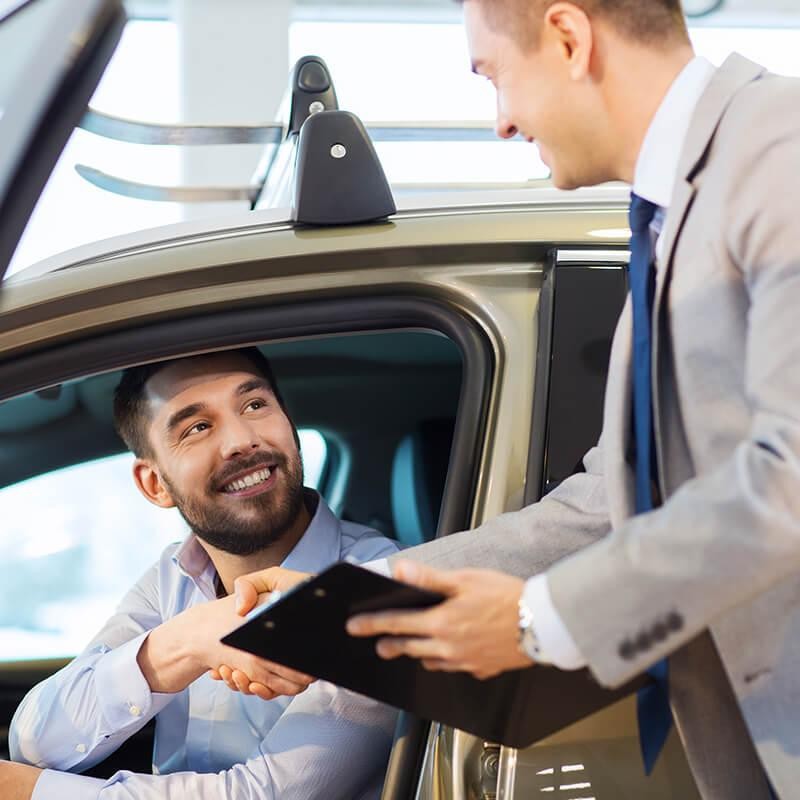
[221,562,648,748]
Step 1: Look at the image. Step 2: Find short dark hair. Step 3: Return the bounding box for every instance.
[113,347,287,458]
[459,0,689,49]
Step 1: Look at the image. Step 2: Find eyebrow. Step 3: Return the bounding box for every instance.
[236,378,271,396]
[165,402,206,437]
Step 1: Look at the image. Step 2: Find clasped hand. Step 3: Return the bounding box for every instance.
[208,568,316,698]
[216,561,532,686]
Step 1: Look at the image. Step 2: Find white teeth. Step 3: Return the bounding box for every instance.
[224,467,272,493]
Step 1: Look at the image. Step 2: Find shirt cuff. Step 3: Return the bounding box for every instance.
[32,769,104,800]
[362,558,391,577]
[523,575,586,670]
[92,631,174,733]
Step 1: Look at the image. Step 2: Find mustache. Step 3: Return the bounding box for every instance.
[210,451,287,491]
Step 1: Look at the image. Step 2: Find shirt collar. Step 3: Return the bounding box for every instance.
[280,490,343,573]
[633,56,716,210]
[173,532,213,583]
[171,489,343,592]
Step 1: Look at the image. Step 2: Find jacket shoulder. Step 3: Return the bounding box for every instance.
[719,72,800,150]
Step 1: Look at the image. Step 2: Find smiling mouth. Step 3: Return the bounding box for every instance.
[221,466,275,494]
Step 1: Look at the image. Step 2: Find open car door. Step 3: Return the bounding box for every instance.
[0,0,125,283]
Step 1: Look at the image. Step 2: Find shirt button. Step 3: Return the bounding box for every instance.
[75,744,87,753]
[129,705,141,717]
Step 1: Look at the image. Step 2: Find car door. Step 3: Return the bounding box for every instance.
[411,248,703,800]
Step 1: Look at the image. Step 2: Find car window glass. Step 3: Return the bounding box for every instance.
[0,430,327,662]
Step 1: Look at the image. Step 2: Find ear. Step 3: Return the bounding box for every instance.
[542,2,594,81]
[132,458,176,509]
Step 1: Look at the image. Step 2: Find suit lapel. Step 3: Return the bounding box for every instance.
[651,55,767,482]
[655,54,767,310]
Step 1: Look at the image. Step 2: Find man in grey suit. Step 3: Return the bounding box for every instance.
[231,1,800,797]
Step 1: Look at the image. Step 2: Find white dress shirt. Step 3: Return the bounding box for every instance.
[522,55,718,670]
[10,492,400,799]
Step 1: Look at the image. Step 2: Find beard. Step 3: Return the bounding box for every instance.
[163,449,306,556]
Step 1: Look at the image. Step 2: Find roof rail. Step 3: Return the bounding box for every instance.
[74,55,501,213]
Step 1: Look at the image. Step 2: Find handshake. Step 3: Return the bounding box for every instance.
[191,558,531,697]
[209,567,315,699]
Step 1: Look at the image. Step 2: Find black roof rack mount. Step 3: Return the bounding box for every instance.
[287,55,339,136]
[292,110,396,226]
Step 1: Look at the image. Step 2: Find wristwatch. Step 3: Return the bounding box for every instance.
[518,592,543,662]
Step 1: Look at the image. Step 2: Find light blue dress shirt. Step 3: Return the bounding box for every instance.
[10,492,400,799]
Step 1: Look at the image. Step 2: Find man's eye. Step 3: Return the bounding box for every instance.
[185,421,210,437]
[246,399,267,412]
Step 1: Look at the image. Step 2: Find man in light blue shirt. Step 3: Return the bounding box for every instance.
[1,348,399,799]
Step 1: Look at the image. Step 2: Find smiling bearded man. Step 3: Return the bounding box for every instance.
[3,347,399,800]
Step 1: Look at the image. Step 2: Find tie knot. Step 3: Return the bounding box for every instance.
[629,193,658,235]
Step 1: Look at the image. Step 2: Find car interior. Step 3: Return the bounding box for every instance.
[0,327,463,776]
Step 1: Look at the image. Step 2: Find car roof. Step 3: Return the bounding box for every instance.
[7,183,630,286]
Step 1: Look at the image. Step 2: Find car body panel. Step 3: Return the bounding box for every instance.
[0,204,627,347]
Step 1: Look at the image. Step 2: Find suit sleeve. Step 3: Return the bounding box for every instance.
[546,124,800,687]
[390,442,611,577]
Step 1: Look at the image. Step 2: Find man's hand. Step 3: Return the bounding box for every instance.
[0,761,42,800]
[205,568,315,697]
[138,595,314,701]
[346,560,533,680]
[233,567,312,615]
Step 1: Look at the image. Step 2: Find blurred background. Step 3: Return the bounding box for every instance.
[8,0,800,277]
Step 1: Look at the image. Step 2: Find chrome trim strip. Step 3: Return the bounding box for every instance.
[496,746,518,799]
[556,249,630,264]
[75,165,256,203]
[79,109,501,146]
[414,722,442,800]
[80,108,283,146]
[368,121,496,142]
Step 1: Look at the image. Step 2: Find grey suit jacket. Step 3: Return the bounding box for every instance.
[395,54,800,800]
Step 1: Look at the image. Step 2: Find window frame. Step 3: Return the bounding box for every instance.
[0,292,494,796]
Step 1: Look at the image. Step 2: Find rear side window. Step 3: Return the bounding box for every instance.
[0,430,327,663]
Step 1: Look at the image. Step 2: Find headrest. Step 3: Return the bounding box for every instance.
[390,418,454,546]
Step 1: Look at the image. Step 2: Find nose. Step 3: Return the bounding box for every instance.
[495,92,520,140]
[495,118,519,139]
[219,416,261,460]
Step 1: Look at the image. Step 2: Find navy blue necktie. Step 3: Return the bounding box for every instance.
[629,192,673,776]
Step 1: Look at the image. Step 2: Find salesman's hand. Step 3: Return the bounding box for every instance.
[205,571,317,697]
[346,560,533,680]
[0,761,42,800]
[233,567,312,615]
